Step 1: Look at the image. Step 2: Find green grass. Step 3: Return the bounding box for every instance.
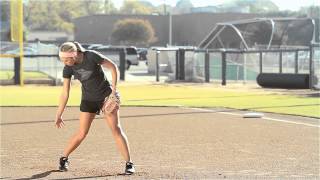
[0,71,49,80]
[0,83,319,118]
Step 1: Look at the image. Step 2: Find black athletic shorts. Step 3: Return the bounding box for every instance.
[80,91,120,115]
[80,99,105,115]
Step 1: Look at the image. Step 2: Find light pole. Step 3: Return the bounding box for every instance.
[169,12,172,46]
[163,0,166,15]
[104,0,110,14]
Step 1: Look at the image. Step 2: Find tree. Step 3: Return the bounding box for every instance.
[111,18,157,45]
[138,0,154,9]
[25,0,83,32]
[120,0,154,14]
[176,0,193,8]
[173,0,193,14]
[0,1,27,41]
[24,0,117,33]
[298,6,320,18]
[226,0,279,13]
[103,0,118,14]
[263,5,320,18]
[263,10,299,17]
[160,4,174,15]
[1,1,9,22]
[82,0,117,15]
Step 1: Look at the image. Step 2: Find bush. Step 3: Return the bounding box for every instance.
[111,18,157,45]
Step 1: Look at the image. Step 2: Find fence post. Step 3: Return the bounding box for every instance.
[156,51,160,82]
[54,56,58,85]
[205,50,210,82]
[175,50,179,80]
[309,45,314,89]
[119,49,126,80]
[221,51,226,86]
[295,50,299,74]
[14,57,20,85]
[243,52,247,84]
[259,52,263,73]
[279,51,283,73]
[179,49,185,80]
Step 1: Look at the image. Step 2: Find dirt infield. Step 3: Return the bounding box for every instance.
[1,106,319,179]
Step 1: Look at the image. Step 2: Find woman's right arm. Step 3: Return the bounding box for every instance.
[55,78,71,128]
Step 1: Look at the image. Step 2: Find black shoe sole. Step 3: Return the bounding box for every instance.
[124,171,134,175]
[59,168,68,172]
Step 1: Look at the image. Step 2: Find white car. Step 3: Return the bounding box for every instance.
[97,46,139,70]
[5,47,37,55]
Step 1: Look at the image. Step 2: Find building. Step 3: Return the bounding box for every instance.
[73,13,259,47]
[27,31,74,44]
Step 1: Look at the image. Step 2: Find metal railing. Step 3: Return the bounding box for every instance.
[1,43,128,85]
[152,45,318,89]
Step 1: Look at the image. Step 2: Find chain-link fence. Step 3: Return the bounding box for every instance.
[0,41,61,85]
[1,41,318,89]
[150,46,317,89]
[0,42,131,85]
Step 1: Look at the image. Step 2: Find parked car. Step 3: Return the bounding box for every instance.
[79,43,91,49]
[137,48,148,60]
[88,44,104,50]
[5,47,37,55]
[97,46,139,70]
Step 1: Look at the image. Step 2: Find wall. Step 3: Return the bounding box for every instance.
[73,13,259,47]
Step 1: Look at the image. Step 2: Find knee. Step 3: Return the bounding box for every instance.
[77,131,88,141]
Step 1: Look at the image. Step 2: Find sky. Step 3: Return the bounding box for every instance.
[113,0,320,11]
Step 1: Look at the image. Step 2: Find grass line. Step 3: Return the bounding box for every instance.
[0,84,319,118]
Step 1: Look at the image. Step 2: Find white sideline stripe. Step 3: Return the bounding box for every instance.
[261,117,320,128]
[184,107,320,128]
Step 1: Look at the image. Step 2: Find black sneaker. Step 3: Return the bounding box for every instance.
[59,157,69,171]
[125,162,135,175]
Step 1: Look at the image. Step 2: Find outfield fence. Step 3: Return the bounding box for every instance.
[1,41,319,89]
[150,44,319,89]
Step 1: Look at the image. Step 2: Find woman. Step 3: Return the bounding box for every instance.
[55,42,135,174]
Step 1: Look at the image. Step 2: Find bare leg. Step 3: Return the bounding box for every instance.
[105,109,131,162]
[62,112,96,157]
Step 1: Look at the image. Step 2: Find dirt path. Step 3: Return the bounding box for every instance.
[1,106,319,179]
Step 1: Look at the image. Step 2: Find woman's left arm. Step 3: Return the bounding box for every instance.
[100,59,119,92]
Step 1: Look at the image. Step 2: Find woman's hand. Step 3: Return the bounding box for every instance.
[111,89,117,95]
[55,115,65,128]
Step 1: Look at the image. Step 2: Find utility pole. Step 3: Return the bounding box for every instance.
[163,0,166,15]
[104,0,110,14]
[169,13,172,46]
